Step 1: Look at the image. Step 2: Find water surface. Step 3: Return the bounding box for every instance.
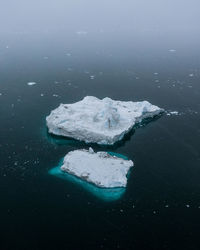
[1,1,200,249]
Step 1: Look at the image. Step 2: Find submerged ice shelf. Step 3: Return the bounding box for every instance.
[60,148,134,188]
[46,96,163,145]
[49,166,126,201]
[49,149,132,201]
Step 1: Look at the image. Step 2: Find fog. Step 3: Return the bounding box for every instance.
[0,0,199,34]
[0,0,199,68]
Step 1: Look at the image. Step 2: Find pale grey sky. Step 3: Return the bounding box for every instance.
[0,0,199,34]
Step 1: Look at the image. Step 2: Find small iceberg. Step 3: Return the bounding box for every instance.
[27,82,37,86]
[49,149,133,201]
[46,96,163,145]
[167,111,179,116]
[60,148,133,188]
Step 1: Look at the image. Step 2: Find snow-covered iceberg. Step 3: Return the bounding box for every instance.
[46,96,163,145]
[59,148,133,188]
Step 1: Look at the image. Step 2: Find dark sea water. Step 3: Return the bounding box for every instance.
[1,1,200,250]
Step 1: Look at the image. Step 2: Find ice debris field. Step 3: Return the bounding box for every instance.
[47,96,164,200]
[46,96,163,145]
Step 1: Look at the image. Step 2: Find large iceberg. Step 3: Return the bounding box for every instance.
[46,96,163,145]
[59,148,134,188]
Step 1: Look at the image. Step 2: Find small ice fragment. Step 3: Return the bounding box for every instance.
[165,205,169,208]
[27,82,37,86]
[53,94,58,97]
[186,204,190,208]
[0,93,2,96]
[154,72,158,75]
[169,111,179,115]
[89,147,94,154]
[189,74,194,77]
[40,94,44,97]
[76,31,88,35]
[169,49,176,52]
[90,75,95,80]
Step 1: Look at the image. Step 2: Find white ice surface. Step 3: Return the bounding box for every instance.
[27,82,37,86]
[46,96,163,145]
[60,148,134,188]
[167,111,179,116]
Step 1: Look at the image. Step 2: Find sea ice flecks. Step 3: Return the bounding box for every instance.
[27,82,37,86]
[60,148,134,188]
[46,96,163,145]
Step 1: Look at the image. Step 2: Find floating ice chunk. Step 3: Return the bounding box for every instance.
[76,31,88,35]
[46,96,163,145]
[60,148,133,188]
[88,147,94,154]
[27,82,37,86]
[167,111,179,116]
[169,49,176,52]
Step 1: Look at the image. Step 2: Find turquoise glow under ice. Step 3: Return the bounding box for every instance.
[48,152,130,201]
